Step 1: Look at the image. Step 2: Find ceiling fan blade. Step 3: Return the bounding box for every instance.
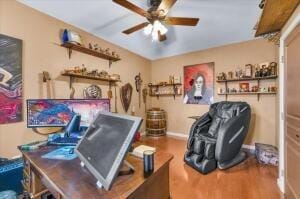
[122,22,149,34]
[165,17,199,26]
[113,0,149,18]
[158,31,167,42]
[157,0,177,15]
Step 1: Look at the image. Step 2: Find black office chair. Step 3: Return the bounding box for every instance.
[184,101,251,174]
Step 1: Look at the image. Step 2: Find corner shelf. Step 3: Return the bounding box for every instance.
[217,75,278,101]
[148,83,182,100]
[61,42,121,67]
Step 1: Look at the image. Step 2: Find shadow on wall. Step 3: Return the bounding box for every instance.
[245,113,256,145]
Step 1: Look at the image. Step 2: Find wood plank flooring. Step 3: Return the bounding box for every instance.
[140,136,282,199]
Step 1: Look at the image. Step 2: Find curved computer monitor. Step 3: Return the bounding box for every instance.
[75,111,142,190]
[26,99,110,128]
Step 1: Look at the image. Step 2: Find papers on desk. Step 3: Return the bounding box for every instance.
[42,146,77,160]
[130,145,156,158]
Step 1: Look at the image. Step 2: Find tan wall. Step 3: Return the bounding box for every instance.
[151,39,278,146]
[0,1,151,158]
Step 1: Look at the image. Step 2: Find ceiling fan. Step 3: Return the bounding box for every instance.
[112,0,200,42]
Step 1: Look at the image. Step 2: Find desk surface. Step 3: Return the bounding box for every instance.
[20,146,173,199]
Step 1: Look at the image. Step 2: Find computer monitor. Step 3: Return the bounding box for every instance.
[27,99,110,128]
[75,111,142,190]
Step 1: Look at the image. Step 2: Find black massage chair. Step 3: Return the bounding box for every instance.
[184,101,251,174]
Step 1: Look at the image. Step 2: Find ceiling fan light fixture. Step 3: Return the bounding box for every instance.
[144,24,153,35]
[151,28,159,41]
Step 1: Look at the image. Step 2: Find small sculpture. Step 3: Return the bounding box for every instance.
[93,44,99,51]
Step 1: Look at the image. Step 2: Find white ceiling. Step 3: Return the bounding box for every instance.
[18,0,261,60]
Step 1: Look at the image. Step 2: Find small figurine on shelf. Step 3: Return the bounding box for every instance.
[251,85,259,92]
[269,62,277,76]
[99,48,104,53]
[98,70,109,78]
[255,64,261,77]
[88,43,93,50]
[105,48,110,55]
[87,69,98,77]
[93,44,99,51]
[227,71,233,79]
[261,64,269,77]
[235,67,243,79]
[217,72,226,80]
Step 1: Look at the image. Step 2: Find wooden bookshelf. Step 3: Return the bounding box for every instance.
[61,42,121,67]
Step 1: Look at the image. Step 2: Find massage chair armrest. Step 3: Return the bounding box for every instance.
[215,112,250,163]
[187,113,211,149]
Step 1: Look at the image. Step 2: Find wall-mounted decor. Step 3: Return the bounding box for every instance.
[0,34,22,124]
[183,62,214,105]
[120,83,133,113]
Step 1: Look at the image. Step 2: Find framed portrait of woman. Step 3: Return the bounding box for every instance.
[183,62,214,105]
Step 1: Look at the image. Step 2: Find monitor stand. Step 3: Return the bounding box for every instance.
[80,160,135,189]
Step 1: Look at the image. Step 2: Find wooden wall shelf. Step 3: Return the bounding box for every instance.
[148,83,182,100]
[61,72,120,84]
[218,92,277,95]
[61,42,121,67]
[216,75,277,83]
[217,75,278,101]
[149,83,182,87]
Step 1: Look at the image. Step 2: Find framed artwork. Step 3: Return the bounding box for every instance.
[183,62,214,105]
[0,34,22,124]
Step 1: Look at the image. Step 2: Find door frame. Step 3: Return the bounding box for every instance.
[278,11,300,194]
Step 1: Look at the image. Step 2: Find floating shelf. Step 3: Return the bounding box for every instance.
[61,72,120,83]
[149,83,182,87]
[61,42,121,67]
[149,93,182,100]
[216,75,277,83]
[218,92,277,95]
[217,75,278,101]
[148,83,182,100]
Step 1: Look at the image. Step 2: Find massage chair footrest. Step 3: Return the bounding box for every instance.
[184,152,217,174]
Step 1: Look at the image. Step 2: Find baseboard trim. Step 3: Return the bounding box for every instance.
[277,177,285,193]
[166,132,188,139]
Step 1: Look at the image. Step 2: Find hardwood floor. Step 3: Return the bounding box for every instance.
[140,136,282,199]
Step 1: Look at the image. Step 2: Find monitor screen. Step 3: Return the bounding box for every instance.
[27,99,110,128]
[75,112,142,190]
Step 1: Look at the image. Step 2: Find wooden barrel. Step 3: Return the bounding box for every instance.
[146,108,166,137]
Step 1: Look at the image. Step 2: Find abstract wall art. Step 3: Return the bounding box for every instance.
[0,34,23,124]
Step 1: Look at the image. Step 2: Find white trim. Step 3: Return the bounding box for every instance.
[166,131,188,139]
[278,11,300,194]
[242,144,255,151]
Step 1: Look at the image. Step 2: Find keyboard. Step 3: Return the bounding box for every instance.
[48,137,80,146]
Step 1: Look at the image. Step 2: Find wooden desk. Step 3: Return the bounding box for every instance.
[19,146,173,199]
